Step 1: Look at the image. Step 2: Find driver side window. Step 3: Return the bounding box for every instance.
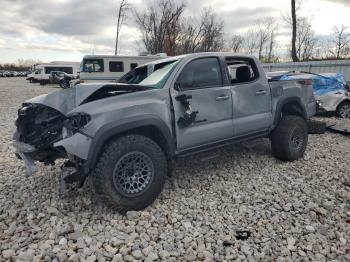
[177,57,223,89]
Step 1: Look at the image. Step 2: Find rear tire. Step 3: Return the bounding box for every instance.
[270,115,308,161]
[335,101,350,118]
[91,134,167,212]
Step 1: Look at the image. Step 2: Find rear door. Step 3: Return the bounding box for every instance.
[225,57,272,136]
[170,57,234,151]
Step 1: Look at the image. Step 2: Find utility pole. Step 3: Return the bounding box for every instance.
[291,0,299,62]
[115,0,129,55]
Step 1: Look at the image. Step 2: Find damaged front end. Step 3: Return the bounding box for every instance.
[13,103,67,176]
[13,83,153,177]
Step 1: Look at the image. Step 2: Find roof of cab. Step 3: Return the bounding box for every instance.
[82,54,167,60]
[134,52,257,68]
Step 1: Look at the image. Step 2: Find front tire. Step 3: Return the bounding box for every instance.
[91,134,167,212]
[270,115,308,161]
[335,101,350,118]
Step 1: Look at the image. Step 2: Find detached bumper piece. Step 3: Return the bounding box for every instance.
[326,124,350,136]
[13,140,38,177]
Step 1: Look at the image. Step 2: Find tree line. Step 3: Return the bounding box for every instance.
[116,0,350,62]
[0,59,41,71]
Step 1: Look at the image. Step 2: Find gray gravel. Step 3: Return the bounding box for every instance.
[0,78,349,261]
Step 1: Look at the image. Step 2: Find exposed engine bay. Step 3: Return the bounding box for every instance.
[16,104,65,149]
[15,103,66,163]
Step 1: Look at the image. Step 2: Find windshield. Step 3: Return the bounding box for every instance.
[138,60,179,89]
[118,65,148,84]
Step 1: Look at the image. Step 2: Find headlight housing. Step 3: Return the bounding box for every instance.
[64,112,91,132]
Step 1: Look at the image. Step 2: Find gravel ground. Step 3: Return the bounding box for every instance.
[0,77,349,262]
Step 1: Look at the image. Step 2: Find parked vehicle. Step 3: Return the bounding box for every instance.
[26,71,38,83]
[13,53,316,211]
[26,63,79,84]
[39,64,79,85]
[79,54,167,84]
[3,71,11,77]
[268,71,350,118]
[50,71,75,89]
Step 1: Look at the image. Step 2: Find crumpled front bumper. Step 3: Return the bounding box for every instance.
[12,136,38,177]
[54,128,93,161]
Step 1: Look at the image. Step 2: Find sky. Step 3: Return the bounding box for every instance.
[0,0,349,64]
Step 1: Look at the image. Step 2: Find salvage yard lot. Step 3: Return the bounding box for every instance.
[0,78,349,261]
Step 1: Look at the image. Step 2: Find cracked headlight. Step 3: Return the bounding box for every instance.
[64,112,91,133]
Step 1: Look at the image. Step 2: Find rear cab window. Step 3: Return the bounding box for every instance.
[225,57,259,84]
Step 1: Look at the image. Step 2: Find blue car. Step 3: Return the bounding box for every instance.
[268,71,350,118]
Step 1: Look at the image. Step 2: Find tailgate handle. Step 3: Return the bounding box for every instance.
[255,90,267,95]
[216,95,229,101]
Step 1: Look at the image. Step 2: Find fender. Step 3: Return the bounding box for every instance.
[86,115,175,169]
[273,96,307,126]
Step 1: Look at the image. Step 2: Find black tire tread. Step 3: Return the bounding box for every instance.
[271,115,308,162]
[91,134,167,213]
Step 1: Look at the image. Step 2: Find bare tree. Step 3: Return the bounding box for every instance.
[229,34,244,53]
[241,18,278,61]
[135,2,224,55]
[115,0,130,55]
[291,0,298,61]
[330,25,350,59]
[196,8,225,52]
[267,29,275,62]
[244,29,259,55]
[135,0,185,55]
[295,17,318,60]
[255,18,278,61]
[177,17,205,54]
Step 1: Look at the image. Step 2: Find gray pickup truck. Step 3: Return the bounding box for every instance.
[14,53,316,211]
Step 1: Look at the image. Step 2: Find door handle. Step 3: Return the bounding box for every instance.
[255,90,267,95]
[216,95,229,101]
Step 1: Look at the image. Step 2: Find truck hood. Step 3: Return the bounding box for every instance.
[25,83,150,115]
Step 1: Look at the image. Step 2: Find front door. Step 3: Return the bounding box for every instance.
[170,57,234,151]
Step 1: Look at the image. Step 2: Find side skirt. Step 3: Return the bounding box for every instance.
[175,131,269,158]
